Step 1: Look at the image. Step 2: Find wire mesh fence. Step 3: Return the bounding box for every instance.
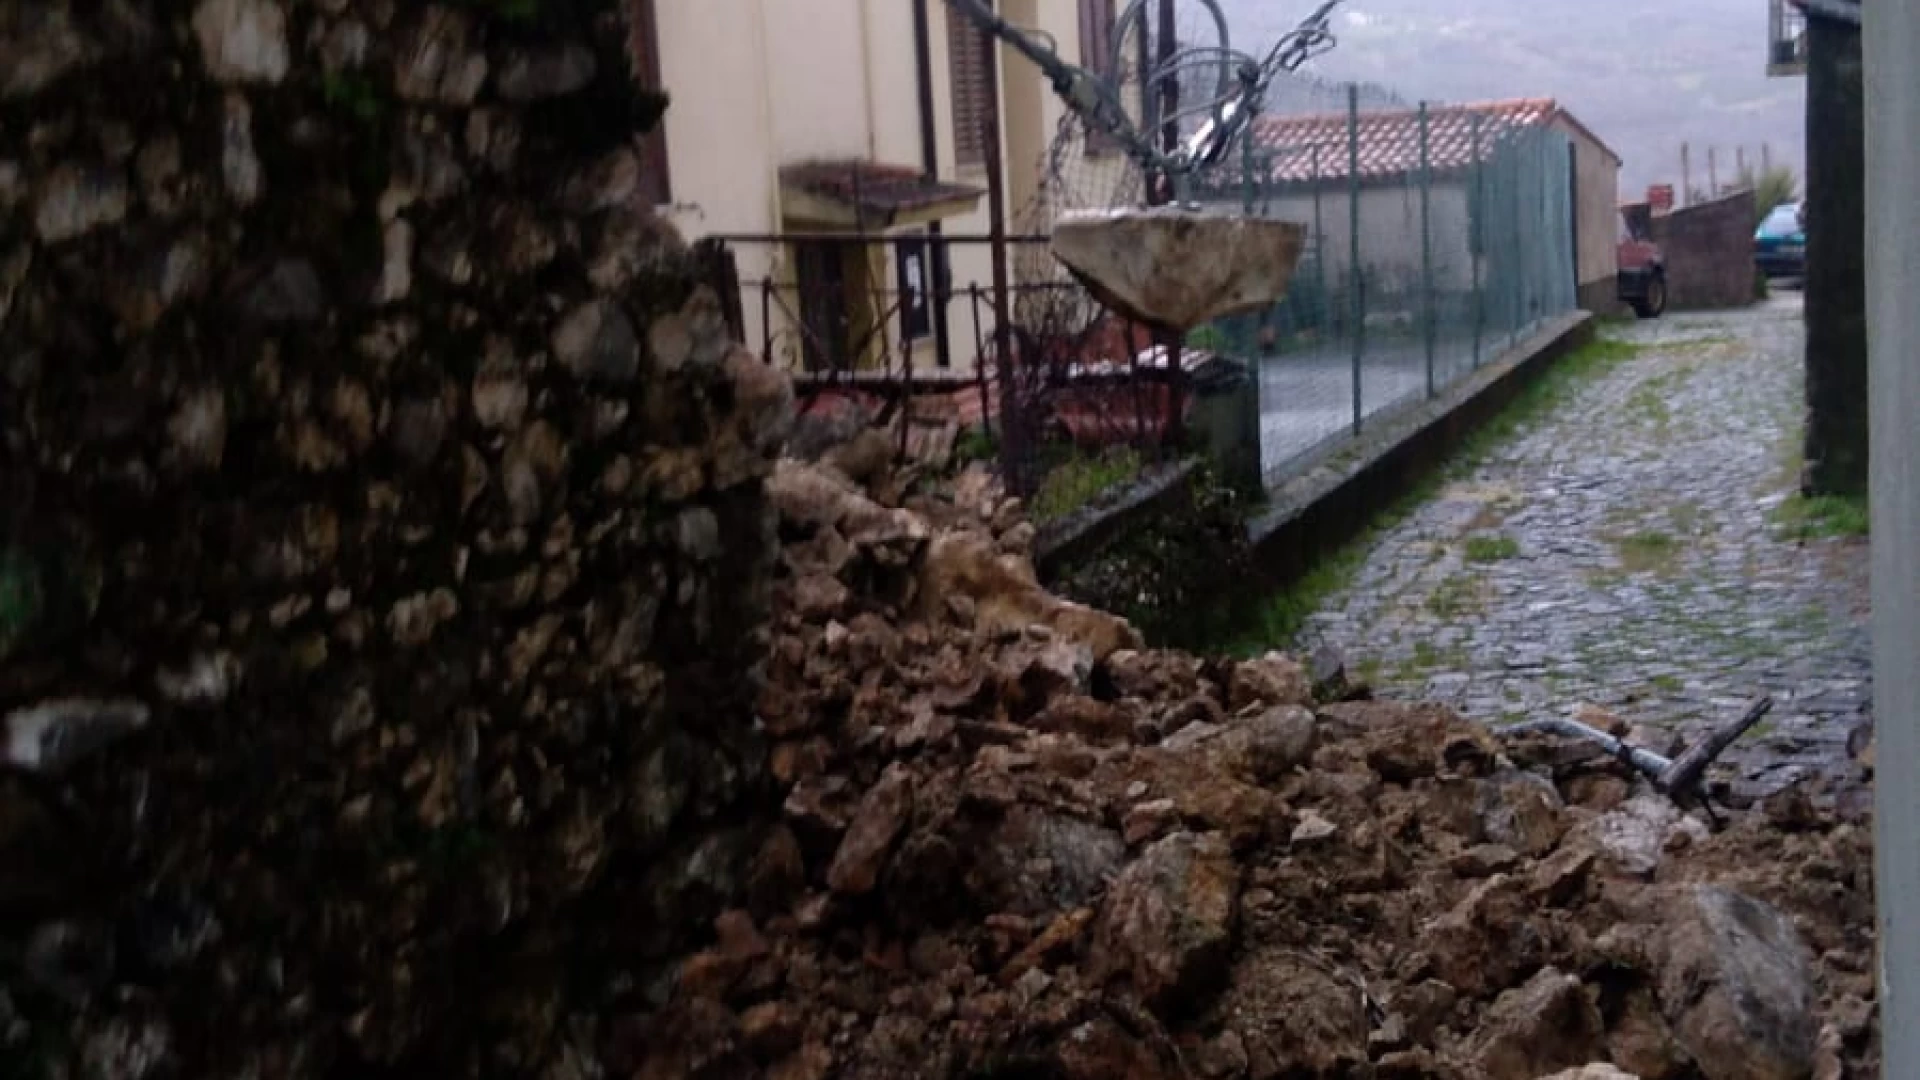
[697,62,1584,518]
[1196,78,1582,484]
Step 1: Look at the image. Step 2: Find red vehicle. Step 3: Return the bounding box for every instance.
[1616,203,1668,319]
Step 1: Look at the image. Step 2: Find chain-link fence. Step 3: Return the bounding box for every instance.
[1196,78,1582,485]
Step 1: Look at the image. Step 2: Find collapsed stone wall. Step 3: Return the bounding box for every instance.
[0,1,791,1074]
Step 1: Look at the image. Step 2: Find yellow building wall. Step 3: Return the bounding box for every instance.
[654,0,1113,375]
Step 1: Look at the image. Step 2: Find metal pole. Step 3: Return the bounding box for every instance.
[1471,113,1484,369]
[1313,144,1326,340]
[1241,120,1255,215]
[1347,83,1363,434]
[1420,101,1436,399]
[979,22,1021,489]
[1158,0,1180,165]
[1868,3,1920,1070]
[1510,130,1525,348]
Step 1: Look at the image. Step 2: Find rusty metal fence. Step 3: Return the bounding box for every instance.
[704,232,1200,506]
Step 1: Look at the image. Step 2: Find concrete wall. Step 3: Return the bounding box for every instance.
[1555,116,1623,296]
[1649,190,1760,310]
[1865,4,1920,1075]
[0,2,792,1072]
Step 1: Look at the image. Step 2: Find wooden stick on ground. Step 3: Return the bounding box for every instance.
[1657,695,1775,798]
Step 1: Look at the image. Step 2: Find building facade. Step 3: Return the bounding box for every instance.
[636,0,1112,374]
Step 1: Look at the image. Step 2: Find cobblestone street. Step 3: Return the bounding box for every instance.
[1295,296,1872,796]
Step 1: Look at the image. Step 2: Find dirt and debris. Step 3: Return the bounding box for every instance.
[623,450,1880,1080]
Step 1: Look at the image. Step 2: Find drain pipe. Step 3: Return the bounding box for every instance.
[912,0,955,371]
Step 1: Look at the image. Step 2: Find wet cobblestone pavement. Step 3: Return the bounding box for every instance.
[1296,297,1871,797]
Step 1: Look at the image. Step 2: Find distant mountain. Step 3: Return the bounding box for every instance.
[1218,0,1807,199]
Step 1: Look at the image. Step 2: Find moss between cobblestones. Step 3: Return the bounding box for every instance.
[1463,534,1520,563]
[1224,334,1646,654]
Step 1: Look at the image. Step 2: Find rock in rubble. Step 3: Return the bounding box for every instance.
[192,0,289,85]
[1652,886,1819,1080]
[1470,966,1605,1080]
[4,698,150,775]
[1479,770,1569,857]
[1605,985,1690,1080]
[1214,946,1369,1076]
[968,807,1127,917]
[1422,875,1551,998]
[1569,796,1707,879]
[1227,652,1313,710]
[1095,831,1239,1014]
[917,530,1139,660]
[1535,1068,1642,1080]
[826,764,916,895]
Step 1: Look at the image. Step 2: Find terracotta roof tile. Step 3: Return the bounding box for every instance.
[1241,98,1612,186]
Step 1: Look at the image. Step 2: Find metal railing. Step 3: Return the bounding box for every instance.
[704,232,1196,497]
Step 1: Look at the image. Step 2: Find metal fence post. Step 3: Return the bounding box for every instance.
[1505,129,1520,349]
[1348,83,1363,435]
[1313,145,1326,339]
[1472,113,1484,368]
[1420,101,1435,398]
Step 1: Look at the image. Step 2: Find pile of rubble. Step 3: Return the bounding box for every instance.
[621,438,1879,1080]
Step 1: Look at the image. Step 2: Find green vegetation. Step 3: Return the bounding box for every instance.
[1610,529,1682,575]
[1186,324,1233,354]
[953,426,998,466]
[1463,533,1520,563]
[1737,162,1802,222]
[1221,333,1645,652]
[1424,574,1484,618]
[1772,491,1870,540]
[1030,447,1144,524]
[1649,673,1684,694]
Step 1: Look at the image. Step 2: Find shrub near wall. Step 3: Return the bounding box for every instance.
[0,2,792,1074]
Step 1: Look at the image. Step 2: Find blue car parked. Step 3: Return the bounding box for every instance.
[1754,201,1806,278]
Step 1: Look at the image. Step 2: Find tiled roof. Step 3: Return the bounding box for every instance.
[779,160,983,215]
[1242,98,1617,186]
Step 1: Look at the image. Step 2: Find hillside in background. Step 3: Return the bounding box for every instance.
[1221,0,1807,199]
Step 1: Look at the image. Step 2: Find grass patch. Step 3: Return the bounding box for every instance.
[1625,381,1674,428]
[1666,500,1707,537]
[1030,447,1144,524]
[1648,673,1684,694]
[1463,533,1520,563]
[1424,574,1485,618]
[1222,334,1645,652]
[1771,492,1870,540]
[1610,529,1682,575]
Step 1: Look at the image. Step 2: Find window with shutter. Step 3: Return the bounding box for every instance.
[1078,0,1119,155]
[630,0,672,205]
[946,0,996,169]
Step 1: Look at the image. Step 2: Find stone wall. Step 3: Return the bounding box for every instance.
[0,1,791,1075]
[1803,10,1868,497]
[1649,189,1759,311]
